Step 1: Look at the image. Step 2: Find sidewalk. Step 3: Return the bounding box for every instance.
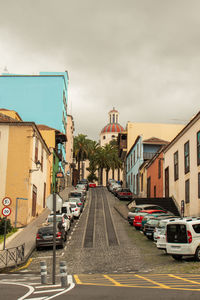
[0,186,74,270]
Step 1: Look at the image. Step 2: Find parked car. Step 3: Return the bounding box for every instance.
[69,191,85,202]
[61,202,74,223]
[127,204,167,225]
[69,202,81,218]
[144,218,163,240]
[36,223,66,250]
[69,197,84,212]
[166,218,200,261]
[89,182,96,188]
[155,217,177,251]
[142,214,174,233]
[46,213,70,233]
[116,188,132,200]
[78,179,89,190]
[133,209,167,230]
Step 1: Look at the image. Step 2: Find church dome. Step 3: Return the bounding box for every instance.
[101,123,124,133]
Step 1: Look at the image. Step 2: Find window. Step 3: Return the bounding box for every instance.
[113,114,115,123]
[41,148,43,172]
[197,131,200,166]
[165,167,169,197]
[133,151,135,165]
[141,173,143,192]
[137,144,139,159]
[198,173,200,199]
[131,154,132,167]
[184,141,190,174]
[103,136,106,140]
[174,151,179,181]
[147,176,151,198]
[35,138,38,163]
[158,159,161,179]
[154,186,156,197]
[185,179,190,203]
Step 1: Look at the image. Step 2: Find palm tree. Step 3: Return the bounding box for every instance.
[73,134,89,180]
[86,140,100,182]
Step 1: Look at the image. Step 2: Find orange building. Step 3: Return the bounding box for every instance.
[145,148,165,198]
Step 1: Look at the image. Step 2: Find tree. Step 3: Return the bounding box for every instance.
[73,134,89,180]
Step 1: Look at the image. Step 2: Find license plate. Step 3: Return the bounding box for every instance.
[43,236,53,240]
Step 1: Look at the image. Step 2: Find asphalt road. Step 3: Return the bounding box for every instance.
[2,187,200,299]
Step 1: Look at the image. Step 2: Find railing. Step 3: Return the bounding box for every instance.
[0,243,25,268]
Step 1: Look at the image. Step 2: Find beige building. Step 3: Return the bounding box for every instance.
[0,118,51,226]
[163,111,200,216]
[65,115,75,186]
[126,122,185,152]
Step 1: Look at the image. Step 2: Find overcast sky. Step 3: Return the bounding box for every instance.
[0,0,199,140]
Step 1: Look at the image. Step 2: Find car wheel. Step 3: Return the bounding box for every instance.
[195,247,200,261]
[36,246,40,251]
[172,254,182,261]
[60,239,65,249]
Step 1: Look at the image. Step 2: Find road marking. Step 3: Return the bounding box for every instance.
[168,274,200,285]
[74,274,82,284]
[34,288,64,294]
[0,281,34,300]
[35,284,61,289]
[25,298,46,300]
[104,275,122,286]
[10,258,32,272]
[134,275,170,289]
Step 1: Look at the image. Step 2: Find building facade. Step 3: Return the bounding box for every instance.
[0,72,69,174]
[163,111,200,216]
[126,136,168,195]
[0,120,51,226]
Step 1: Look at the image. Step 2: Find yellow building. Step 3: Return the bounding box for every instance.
[65,115,75,186]
[0,108,23,121]
[0,118,51,226]
[126,122,185,153]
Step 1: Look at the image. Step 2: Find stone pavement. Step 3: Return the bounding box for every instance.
[0,185,74,269]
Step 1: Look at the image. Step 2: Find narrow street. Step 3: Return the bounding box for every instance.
[28,187,145,275]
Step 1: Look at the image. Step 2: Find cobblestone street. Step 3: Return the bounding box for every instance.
[28,187,200,275]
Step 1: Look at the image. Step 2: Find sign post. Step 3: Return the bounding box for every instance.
[2,197,12,250]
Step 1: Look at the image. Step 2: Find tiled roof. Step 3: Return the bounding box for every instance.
[101,123,124,133]
[143,137,169,145]
[0,113,20,122]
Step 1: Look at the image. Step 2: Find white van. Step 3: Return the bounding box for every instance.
[166,218,200,261]
[61,202,74,223]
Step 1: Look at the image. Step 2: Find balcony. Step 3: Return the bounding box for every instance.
[143,152,156,160]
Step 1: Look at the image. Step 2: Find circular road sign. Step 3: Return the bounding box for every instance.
[2,197,12,206]
[2,207,11,217]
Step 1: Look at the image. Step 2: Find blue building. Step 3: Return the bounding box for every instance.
[0,71,69,173]
[126,136,168,195]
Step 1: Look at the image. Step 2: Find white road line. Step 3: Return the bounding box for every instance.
[35,284,61,289]
[34,288,64,294]
[45,282,75,300]
[23,297,47,300]
[0,281,34,300]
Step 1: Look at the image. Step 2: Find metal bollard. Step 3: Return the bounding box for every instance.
[40,261,47,284]
[59,261,68,287]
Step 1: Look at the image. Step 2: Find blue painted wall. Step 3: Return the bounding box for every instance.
[126,137,162,194]
[0,72,69,172]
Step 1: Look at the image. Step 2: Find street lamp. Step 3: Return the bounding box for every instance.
[29,160,41,173]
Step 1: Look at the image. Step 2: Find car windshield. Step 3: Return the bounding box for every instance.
[147,219,159,226]
[47,215,62,223]
[70,204,77,208]
[70,192,82,197]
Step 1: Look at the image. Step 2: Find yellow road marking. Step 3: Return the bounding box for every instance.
[103,275,122,286]
[134,274,170,289]
[10,258,32,272]
[74,275,82,284]
[168,274,200,285]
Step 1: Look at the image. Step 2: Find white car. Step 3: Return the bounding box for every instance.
[62,202,74,223]
[166,217,200,260]
[69,202,81,219]
[46,213,70,234]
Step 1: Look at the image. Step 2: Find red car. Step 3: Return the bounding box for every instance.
[133,210,167,230]
[89,182,96,188]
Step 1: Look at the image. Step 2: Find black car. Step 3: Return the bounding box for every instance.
[36,223,66,250]
[144,218,161,240]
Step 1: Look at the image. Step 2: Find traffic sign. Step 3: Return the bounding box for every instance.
[2,207,11,217]
[2,197,12,206]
